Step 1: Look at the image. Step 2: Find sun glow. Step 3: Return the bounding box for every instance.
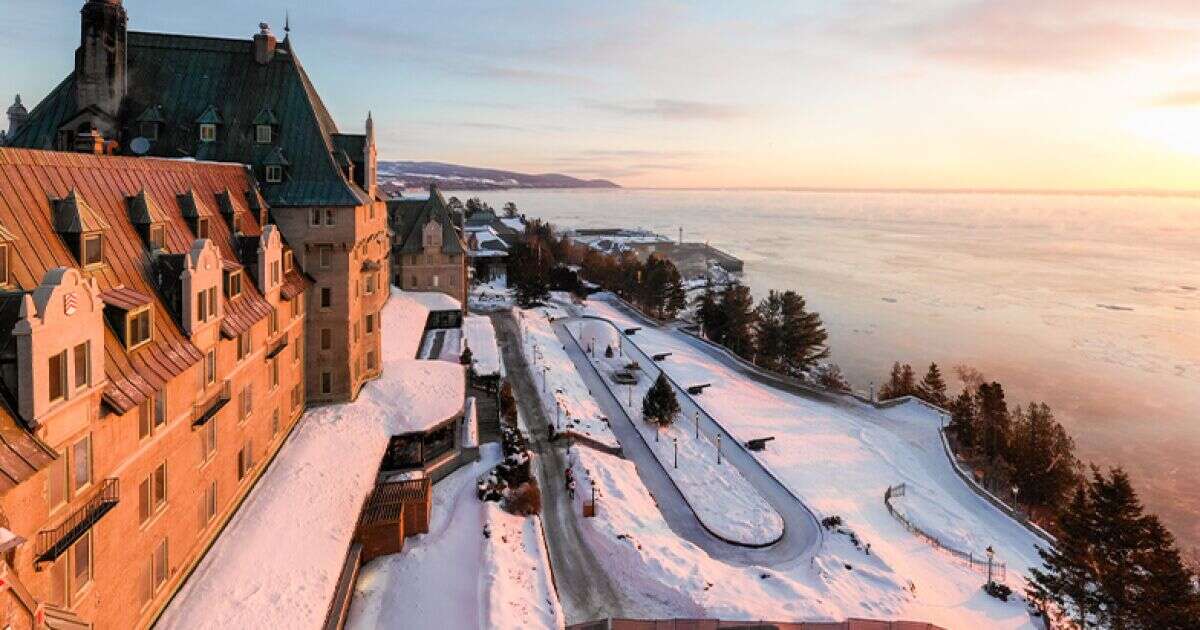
[1125,107,1200,156]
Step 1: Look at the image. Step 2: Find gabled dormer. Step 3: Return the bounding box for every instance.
[244,188,269,227]
[196,105,221,143]
[52,189,109,269]
[253,107,278,145]
[11,268,106,430]
[215,189,243,235]
[256,225,283,294]
[127,189,167,252]
[177,190,212,240]
[180,240,223,336]
[136,105,165,142]
[263,147,289,184]
[99,286,154,352]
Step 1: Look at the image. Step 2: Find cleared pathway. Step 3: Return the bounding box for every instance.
[552,315,822,567]
[491,312,629,625]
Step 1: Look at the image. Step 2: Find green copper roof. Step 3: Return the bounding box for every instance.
[388,186,466,256]
[194,104,222,124]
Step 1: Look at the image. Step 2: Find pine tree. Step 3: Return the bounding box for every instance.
[948,387,978,452]
[1028,485,1102,627]
[753,291,786,371]
[918,363,948,407]
[1090,467,1155,629]
[778,291,829,376]
[1007,403,1078,520]
[695,283,725,343]
[641,372,680,426]
[718,283,758,359]
[508,240,552,306]
[879,362,905,400]
[1134,516,1200,629]
[899,364,917,398]
[975,382,1010,461]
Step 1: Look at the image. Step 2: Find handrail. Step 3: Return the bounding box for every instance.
[265,334,289,359]
[35,477,119,562]
[192,379,232,427]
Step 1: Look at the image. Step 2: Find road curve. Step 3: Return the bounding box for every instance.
[552,314,823,567]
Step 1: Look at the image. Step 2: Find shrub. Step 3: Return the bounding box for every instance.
[984,581,1012,601]
[506,480,542,516]
[821,515,843,529]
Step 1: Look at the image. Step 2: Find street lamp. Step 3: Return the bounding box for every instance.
[716,434,722,464]
[627,383,633,408]
[985,545,995,587]
[694,411,699,439]
[673,438,678,468]
[542,366,548,393]
[556,400,561,430]
[870,381,875,403]
[655,423,660,443]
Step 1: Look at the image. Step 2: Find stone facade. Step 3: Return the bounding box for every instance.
[388,186,469,306]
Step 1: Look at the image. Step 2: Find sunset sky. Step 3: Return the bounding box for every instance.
[6,0,1200,189]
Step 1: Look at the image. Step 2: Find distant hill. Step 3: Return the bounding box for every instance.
[378,161,620,191]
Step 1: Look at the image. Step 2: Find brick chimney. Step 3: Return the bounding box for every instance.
[253,22,277,65]
[75,0,128,122]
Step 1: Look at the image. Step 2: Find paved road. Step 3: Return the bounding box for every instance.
[490,312,629,625]
[552,316,822,567]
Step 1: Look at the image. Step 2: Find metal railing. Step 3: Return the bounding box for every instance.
[36,477,119,562]
[193,379,232,426]
[884,483,1006,581]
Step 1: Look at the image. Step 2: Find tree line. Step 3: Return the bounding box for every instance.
[695,283,833,379]
[878,362,1200,625]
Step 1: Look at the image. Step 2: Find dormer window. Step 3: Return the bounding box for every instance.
[81,233,103,267]
[225,269,243,298]
[48,350,67,402]
[149,224,165,250]
[0,241,9,286]
[256,125,273,144]
[196,105,222,144]
[127,307,152,349]
[196,217,210,240]
[142,123,159,141]
[283,250,293,272]
[197,287,217,323]
[263,147,289,185]
[252,108,278,145]
[232,214,242,234]
[137,105,165,142]
[200,124,217,143]
[265,165,283,183]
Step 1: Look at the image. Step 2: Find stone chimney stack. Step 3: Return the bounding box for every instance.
[76,0,128,122]
[6,95,28,137]
[253,23,277,65]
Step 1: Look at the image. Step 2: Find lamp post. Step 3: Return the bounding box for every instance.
[870,381,875,403]
[627,383,633,408]
[556,400,561,430]
[985,545,995,587]
[655,423,659,443]
[542,366,548,393]
[694,411,699,439]
[716,434,722,464]
[673,438,678,469]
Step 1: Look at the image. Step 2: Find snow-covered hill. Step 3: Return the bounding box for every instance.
[379,161,620,191]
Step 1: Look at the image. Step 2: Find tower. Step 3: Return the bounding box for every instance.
[6,95,28,137]
[75,0,128,125]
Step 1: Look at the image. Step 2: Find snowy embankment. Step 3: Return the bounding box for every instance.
[159,289,463,630]
[464,314,503,376]
[348,444,563,630]
[571,297,1044,629]
[567,320,784,547]
[517,308,619,450]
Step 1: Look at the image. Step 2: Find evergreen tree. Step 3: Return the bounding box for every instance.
[502,201,519,218]
[641,372,680,426]
[879,362,905,400]
[640,255,686,319]
[815,363,851,392]
[508,239,552,306]
[1007,403,1079,520]
[695,283,726,343]
[753,291,787,372]
[975,382,1010,461]
[899,364,917,398]
[1028,486,1102,627]
[948,387,978,451]
[718,283,758,359]
[1134,516,1200,629]
[778,291,829,376]
[1089,467,1156,628]
[460,344,473,366]
[918,362,949,407]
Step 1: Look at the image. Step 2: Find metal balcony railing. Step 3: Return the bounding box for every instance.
[35,477,119,562]
[193,379,232,427]
[266,334,289,359]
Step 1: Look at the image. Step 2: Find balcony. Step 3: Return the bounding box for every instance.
[35,478,119,563]
[265,334,289,360]
[193,379,232,427]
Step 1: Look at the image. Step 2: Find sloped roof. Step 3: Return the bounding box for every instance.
[0,148,293,414]
[6,32,368,208]
[388,186,465,256]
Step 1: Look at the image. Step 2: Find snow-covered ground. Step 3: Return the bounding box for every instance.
[567,320,784,546]
[469,279,514,312]
[565,297,1046,629]
[464,315,503,376]
[517,308,619,450]
[348,444,562,630]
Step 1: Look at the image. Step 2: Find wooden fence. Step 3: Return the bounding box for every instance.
[884,483,1006,582]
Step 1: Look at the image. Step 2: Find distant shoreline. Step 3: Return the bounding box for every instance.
[419,185,1200,200]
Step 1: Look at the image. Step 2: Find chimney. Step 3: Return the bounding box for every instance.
[253,23,277,65]
[75,128,106,155]
[76,0,128,121]
[6,95,28,137]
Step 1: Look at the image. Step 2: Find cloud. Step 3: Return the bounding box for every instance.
[1151,91,1200,108]
[581,99,746,120]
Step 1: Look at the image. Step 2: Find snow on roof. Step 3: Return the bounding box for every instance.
[158,287,462,630]
[402,290,462,312]
[500,217,525,231]
[463,315,502,376]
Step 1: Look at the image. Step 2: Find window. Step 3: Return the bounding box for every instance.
[271,409,280,437]
[127,307,152,349]
[366,273,376,295]
[237,440,254,480]
[200,481,217,528]
[81,233,103,267]
[291,295,302,319]
[265,165,283,183]
[283,251,293,272]
[293,334,302,363]
[410,276,417,287]
[73,342,89,390]
[353,322,360,342]
[256,124,272,144]
[204,350,216,385]
[196,217,210,240]
[197,287,217,324]
[320,371,332,395]
[138,462,168,524]
[48,456,68,510]
[72,435,91,493]
[271,260,281,286]
[146,538,168,603]
[225,271,243,298]
[208,287,217,318]
[367,350,378,371]
[292,384,302,410]
[71,530,92,596]
[48,350,67,402]
[270,356,279,390]
[320,328,331,350]
[365,313,375,334]
[432,274,440,288]
[324,209,335,226]
[201,418,217,462]
[138,398,154,441]
[0,242,9,285]
[200,123,217,142]
[155,389,167,427]
[309,209,321,227]
[237,331,252,361]
[320,287,331,309]
[141,122,158,141]
[149,224,165,250]
[268,308,279,336]
[239,385,253,422]
[318,245,332,268]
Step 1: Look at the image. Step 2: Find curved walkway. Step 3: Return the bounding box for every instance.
[552,316,822,566]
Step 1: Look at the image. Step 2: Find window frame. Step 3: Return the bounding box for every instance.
[225,270,243,299]
[196,217,210,240]
[141,121,159,141]
[265,165,283,183]
[70,530,92,597]
[148,224,165,250]
[201,417,217,463]
[324,209,335,226]
[320,371,332,395]
[199,123,217,143]
[71,435,91,494]
[127,306,153,350]
[255,124,272,144]
[81,232,103,268]
[48,350,68,403]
